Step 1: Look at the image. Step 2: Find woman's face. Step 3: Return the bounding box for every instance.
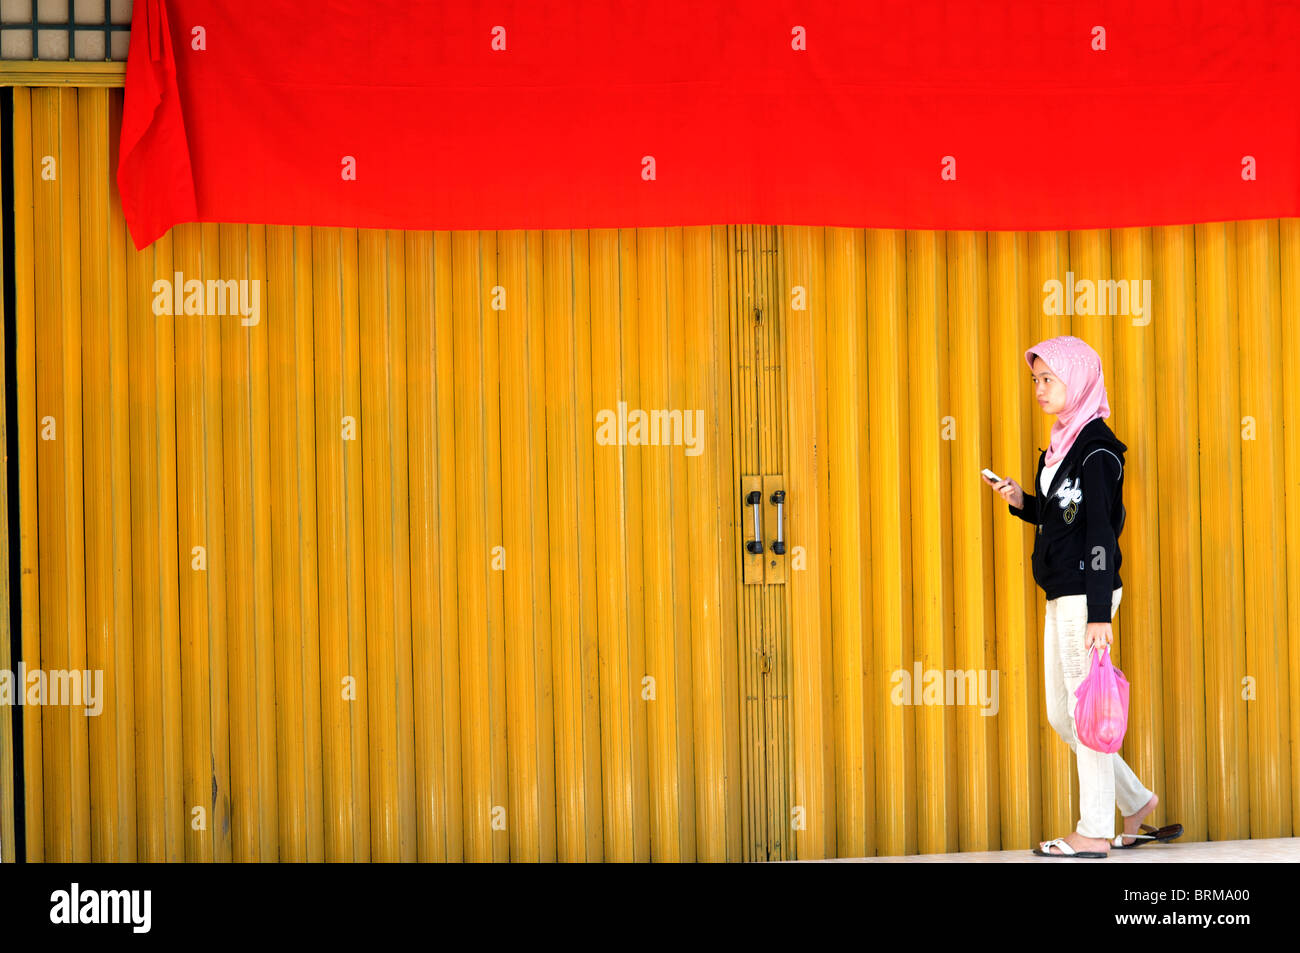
[1031,356,1067,415]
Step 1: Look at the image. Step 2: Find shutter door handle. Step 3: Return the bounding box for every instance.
[770,490,786,555]
[745,490,764,554]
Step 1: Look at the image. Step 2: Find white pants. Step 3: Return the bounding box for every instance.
[1043,586,1154,839]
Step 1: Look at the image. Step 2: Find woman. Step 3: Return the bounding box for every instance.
[982,335,1179,858]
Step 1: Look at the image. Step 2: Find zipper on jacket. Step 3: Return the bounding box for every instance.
[1035,446,1045,536]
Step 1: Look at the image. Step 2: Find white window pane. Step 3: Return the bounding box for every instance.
[36,0,68,21]
[73,28,103,58]
[36,27,67,58]
[1,31,34,57]
[74,0,104,24]
[1,2,35,25]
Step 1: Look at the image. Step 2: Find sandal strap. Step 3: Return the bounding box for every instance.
[1113,832,1155,846]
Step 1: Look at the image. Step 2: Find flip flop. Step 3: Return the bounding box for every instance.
[1112,823,1184,848]
[1032,837,1109,858]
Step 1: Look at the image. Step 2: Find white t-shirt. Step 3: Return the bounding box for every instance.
[1040,459,1063,498]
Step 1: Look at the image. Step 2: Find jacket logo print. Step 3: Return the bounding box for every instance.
[1056,477,1082,524]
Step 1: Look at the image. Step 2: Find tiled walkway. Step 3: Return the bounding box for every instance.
[792,837,1300,862]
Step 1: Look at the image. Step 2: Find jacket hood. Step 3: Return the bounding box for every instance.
[1072,417,1127,461]
[1039,417,1126,463]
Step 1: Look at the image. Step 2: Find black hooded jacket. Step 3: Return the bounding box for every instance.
[1007,417,1127,623]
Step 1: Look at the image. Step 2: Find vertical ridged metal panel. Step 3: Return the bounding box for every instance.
[4,87,1297,861]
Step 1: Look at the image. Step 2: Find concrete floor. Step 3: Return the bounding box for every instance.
[790,836,1300,862]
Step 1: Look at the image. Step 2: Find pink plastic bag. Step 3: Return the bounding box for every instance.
[1073,645,1130,753]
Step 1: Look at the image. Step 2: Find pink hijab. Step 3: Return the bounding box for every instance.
[1024,335,1110,466]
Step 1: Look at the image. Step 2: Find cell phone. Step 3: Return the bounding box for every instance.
[981,467,1002,483]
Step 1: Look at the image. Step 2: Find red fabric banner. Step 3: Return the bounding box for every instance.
[118,0,1300,249]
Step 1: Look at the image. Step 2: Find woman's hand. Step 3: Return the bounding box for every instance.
[1085,622,1112,653]
[982,472,1025,509]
